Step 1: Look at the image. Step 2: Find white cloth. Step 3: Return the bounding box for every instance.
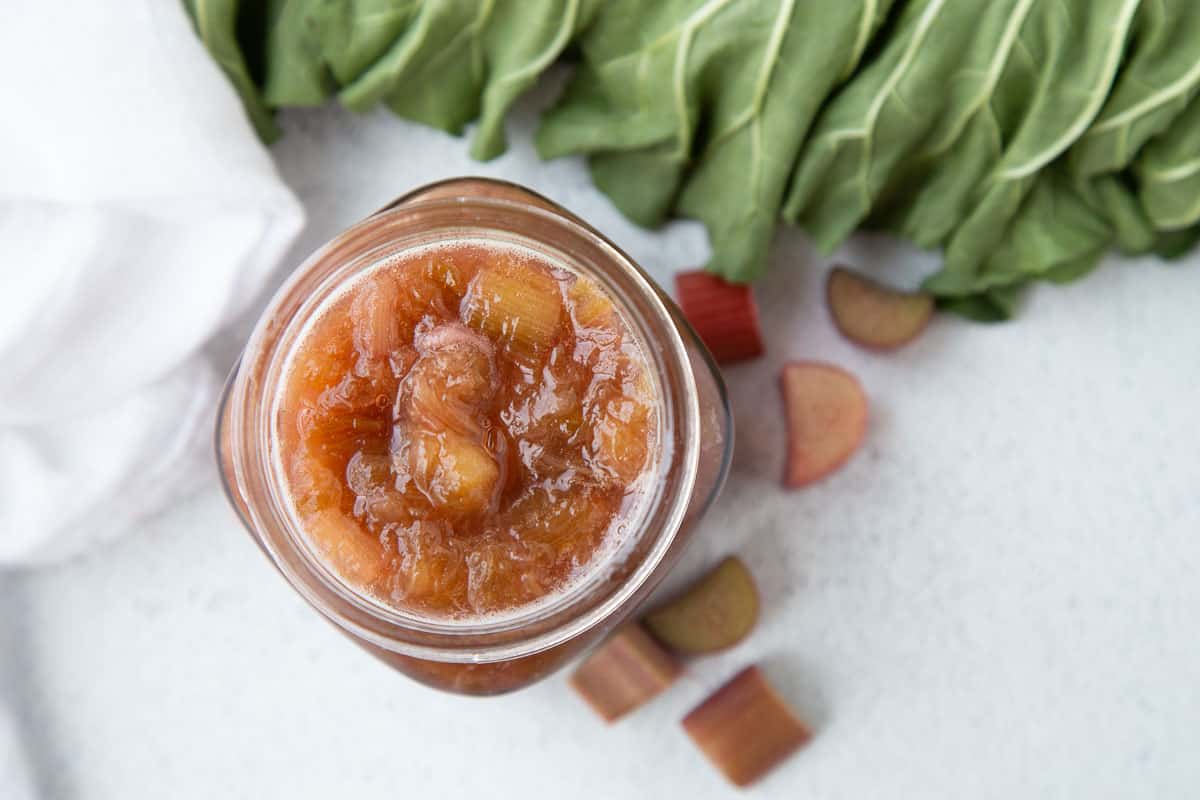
[0,1,304,565]
[0,704,35,800]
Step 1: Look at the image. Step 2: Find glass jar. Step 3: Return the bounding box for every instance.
[216,177,732,695]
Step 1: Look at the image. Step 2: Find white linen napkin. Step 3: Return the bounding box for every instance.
[0,0,304,565]
[0,703,35,800]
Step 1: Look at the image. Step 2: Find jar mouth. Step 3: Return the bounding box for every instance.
[227,188,703,663]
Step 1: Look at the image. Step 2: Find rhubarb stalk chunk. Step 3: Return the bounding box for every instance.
[570,624,681,722]
[303,508,385,586]
[643,556,759,654]
[674,270,764,364]
[826,265,933,351]
[682,665,812,787]
[781,361,868,488]
[462,259,563,358]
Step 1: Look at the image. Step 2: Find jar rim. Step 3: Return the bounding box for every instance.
[220,180,705,664]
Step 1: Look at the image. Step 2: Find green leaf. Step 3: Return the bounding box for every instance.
[785,0,1138,303]
[924,167,1112,298]
[540,0,897,280]
[184,0,280,141]
[1071,0,1200,177]
[784,0,1042,252]
[311,0,423,84]
[927,163,1174,308]
[1075,174,1156,255]
[1153,224,1200,259]
[539,0,754,226]
[537,0,743,160]
[937,287,1020,322]
[588,144,684,227]
[675,0,898,281]
[261,0,336,106]
[929,0,1139,297]
[471,0,599,160]
[339,0,598,160]
[1135,94,1200,232]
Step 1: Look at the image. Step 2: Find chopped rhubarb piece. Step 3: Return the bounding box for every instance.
[405,322,497,433]
[462,258,563,359]
[674,270,764,364]
[644,556,759,654]
[570,624,682,722]
[826,265,934,351]
[590,396,653,485]
[780,362,867,488]
[350,274,403,361]
[682,666,812,787]
[406,430,501,517]
[567,274,617,329]
[302,508,385,586]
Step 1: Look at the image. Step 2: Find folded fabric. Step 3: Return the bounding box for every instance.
[0,0,304,565]
[0,703,35,800]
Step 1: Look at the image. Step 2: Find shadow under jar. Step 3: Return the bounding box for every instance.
[217,178,732,695]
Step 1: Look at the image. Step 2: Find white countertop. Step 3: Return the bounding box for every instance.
[6,87,1200,799]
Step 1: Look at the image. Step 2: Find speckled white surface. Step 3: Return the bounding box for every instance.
[5,85,1200,799]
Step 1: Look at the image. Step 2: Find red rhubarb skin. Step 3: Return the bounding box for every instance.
[674,271,765,364]
[682,664,812,786]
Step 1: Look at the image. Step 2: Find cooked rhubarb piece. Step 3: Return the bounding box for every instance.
[303,508,385,586]
[425,255,472,296]
[682,666,812,787]
[590,395,654,484]
[674,270,764,364]
[780,362,868,488]
[462,258,563,358]
[570,624,682,722]
[643,556,759,654]
[350,273,404,360]
[502,485,614,549]
[567,274,617,329]
[404,430,501,517]
[826,265,934,351]
[287,456,343,515]
[375,519,469,606]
